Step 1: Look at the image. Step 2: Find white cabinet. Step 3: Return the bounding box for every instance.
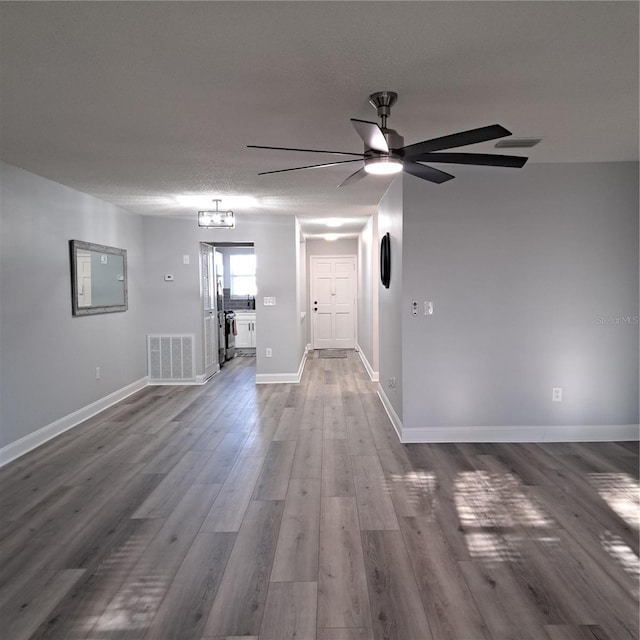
[235,313,256,348]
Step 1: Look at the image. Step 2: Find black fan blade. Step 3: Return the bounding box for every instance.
[402,124,512,157]
[248,145,364,157]
[411,152,528,168]
[403,161,455,184]
[258,159,362,176]
[337,167,368,188]
[350,119,389,153]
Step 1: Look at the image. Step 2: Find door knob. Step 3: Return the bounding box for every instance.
[314,301,317,304]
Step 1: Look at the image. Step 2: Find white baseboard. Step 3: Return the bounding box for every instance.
[356,344,379,382]
[400,423,640,443]
[371,386,639,444]
[198,365,220,385]
[377,384,403,441]
[256,349,308,385]
[148,379,206,386]
[0,376,149,467]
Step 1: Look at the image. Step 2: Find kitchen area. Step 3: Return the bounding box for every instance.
[211,244,257,364]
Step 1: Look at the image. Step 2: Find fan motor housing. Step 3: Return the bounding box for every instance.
[382,128,404,152]
[362,128,404,158]
[362,128,404,157]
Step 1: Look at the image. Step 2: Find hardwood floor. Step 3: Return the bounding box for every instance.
[0,352,638,640]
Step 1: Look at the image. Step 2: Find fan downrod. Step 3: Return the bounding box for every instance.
[369,91,398,129]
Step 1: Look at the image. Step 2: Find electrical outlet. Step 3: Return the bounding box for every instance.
[388,376,396,390]
[552,387,562,402]
[95,366,101,380]
[425,301,434,315]
[266,347,272,358]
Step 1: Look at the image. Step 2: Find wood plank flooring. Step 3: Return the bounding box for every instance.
[0,352,638,640]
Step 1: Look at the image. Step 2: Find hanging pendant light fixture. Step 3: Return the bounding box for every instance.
[198,199,235,229]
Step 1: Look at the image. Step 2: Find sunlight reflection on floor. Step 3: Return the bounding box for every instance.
[78,529,160,633]
[588,472,640,530]
[600,530,640,591]
[389,470,438,515]
[91,574,166,634]
[454,470,554,564]
[455,471,552,528]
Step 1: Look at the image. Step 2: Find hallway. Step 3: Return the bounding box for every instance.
[0,352,638,639]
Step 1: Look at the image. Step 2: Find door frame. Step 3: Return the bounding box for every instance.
[200,243,219,381]
[309,254,358,350]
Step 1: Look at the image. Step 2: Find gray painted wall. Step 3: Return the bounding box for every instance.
[0,162,305,454]
[143,213,303,378]
[377,177,404,420]
[297,226,308,355]
[357,214,379,373]
[0,162,146,448]
[400,163,639,432]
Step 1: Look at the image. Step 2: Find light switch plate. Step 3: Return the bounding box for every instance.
[182,255,190,265]
[264,297,276,306]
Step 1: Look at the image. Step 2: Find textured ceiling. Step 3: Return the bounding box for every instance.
[1,1,637,238]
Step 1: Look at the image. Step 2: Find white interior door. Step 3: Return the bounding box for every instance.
[311,255,356,349]
[201,244,218,379]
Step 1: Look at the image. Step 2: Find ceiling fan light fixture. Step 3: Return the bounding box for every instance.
[250,91,528,186]
[364,156,403,175]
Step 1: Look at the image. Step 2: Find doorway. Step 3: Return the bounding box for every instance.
[200,242,256,380]
[310,255,356,350]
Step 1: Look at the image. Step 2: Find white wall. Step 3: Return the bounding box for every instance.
[391,163,639,441]
[0,162,147,451]
[143,213,304,380]
[357,214,379,377]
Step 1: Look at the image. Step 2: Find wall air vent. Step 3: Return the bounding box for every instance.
[495,138,542,149]
[147,334,195,383]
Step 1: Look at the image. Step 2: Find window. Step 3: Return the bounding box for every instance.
[230,254,256,296]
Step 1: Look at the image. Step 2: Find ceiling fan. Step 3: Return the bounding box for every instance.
[248,91,528,187]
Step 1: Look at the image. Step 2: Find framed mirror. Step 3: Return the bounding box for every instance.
[70,240,128,316]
